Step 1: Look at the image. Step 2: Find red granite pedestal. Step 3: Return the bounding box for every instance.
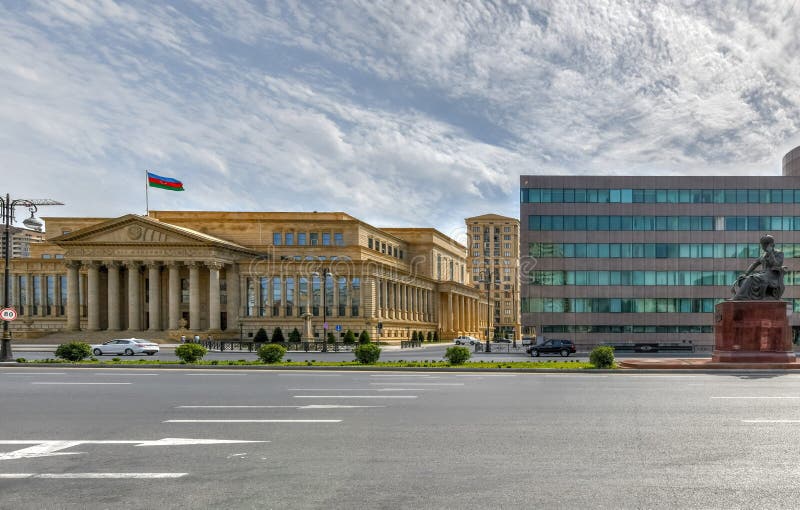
[712,300,796,363]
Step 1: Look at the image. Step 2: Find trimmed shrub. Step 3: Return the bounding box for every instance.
[258,343,286,363]
[433,330,440,343]
[327,332,336,344]
[15,358,26,363]
[272,327,285,344]
[343,329,357,344]
[411,331,418,342]
[288,328,302,343]
[427,331,433,342]
[354,343,381,364]
[445,346,471,365]
[55,341,92,362]
[590,346,615,368]
[358,330,371,344]
[254,328,269,343]
[175,343,208,363]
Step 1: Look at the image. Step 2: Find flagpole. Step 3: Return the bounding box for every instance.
[145,170,149,216]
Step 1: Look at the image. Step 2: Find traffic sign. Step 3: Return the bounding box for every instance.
[0,308,17,322]
[335,325,342,332]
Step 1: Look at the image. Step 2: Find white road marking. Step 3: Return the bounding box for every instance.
[177,405,384,409]
[293,395,417,399]
[742,420,800,423]
[0,438,266,460]
[713,396,800,399]
[287,388,432,391]
[93,373,159,376]
[2,373,66,376]
[183,373,247,376]
[164,419,342,423]
[370,382,463,386]
[370,374,435,378]
[278,373,341,376]
[454,374,518,377]
[0,473,187,479]
[31,382,131,385]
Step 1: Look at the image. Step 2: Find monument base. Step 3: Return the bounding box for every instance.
[712,300,796,363]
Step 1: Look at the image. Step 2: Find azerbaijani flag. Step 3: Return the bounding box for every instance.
[147,172,184,191]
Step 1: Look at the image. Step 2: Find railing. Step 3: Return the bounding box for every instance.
[196,340,367,352]
[197,340,256,352]
[400,340,422,349]
[472,342,528,354]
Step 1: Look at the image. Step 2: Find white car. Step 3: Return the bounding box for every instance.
[453,336,481,346]
[91,338,159,356]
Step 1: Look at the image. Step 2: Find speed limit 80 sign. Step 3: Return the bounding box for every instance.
[0,308,18,321]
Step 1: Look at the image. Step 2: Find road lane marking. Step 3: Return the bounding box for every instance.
[287,388,432,391]
[30,382,131,385]
[93,373,159,376]
[454,374,518,377]
[369,374,436,378]
[0,438,266,460]
[278,373,341,376]
[2,373,66,375]
[370,383,463,386]
[183,373,247,376]
[713,396,800,399]
[177,405,385,409]
[293,395,417,399]
[164,419,342,423]
[742,420,800,423]
[0,473,188,479]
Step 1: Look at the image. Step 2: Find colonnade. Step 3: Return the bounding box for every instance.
[375,278,435,323]
[439,292,482,335]
[64,259,239,332]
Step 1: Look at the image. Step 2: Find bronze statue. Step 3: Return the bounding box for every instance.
[731,234,786,300]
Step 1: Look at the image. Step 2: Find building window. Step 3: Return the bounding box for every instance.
[381,242,386,254]
[298,233,307,245]
[334,232,344,246]
[310,233,319,246]
[260,277,269,316]
[273,233,282,245]
[473,227,480,232]
[181,278,189,304]
[312,275,321,316]
[322,232,331,246]
[338,277,347,316]
[368,238,374,249]
[285,277,294,316]
[399,250,404,259]
[273,277,282,316]
[504,227,510,232]
[393,247,398,257]
[298,277,308,315]
[351,277,360,316]
[285,232,294,245]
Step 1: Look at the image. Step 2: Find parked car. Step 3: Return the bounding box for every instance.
[91,338,160,356]
[492,338,512,343]
[453,336,481,346]
[521,337,537,346]
[527,339,576,357]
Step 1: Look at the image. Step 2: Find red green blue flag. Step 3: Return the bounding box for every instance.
[147,172,184,191]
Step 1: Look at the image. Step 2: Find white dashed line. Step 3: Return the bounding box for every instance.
[742,420,800,423]
[164,419,342,423]
[370,382,463,386]
[713,396,800,399]
[177,405,384,409]
[0,473,187,479]
[31,382,131,385]
[293,395,417,399]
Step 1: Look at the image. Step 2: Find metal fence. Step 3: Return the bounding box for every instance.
[197,340,359,352]
[472,343,528,354]
[400,340,422,349]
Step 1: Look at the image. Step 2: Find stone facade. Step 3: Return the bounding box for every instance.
[3,211,485,342]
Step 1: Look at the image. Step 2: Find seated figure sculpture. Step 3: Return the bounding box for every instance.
[731,234,786,300]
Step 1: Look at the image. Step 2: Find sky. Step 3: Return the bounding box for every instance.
[3,0,800,241]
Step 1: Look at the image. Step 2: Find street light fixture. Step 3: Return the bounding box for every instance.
[1,195,63,361]
[479,269,493,353]
[311,268,330,353]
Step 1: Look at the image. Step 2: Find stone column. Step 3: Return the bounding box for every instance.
[447,293,453,333]
[66,261,81,331]
[226,263,240,330]
[107,262,121,330]
[167,262,181,330]
[86,262,101,331]
[148,263,162,331]
[126,262,141,331]
[25,273,33,317]
[207,262,221,331]
[188,262,201,330]
[50,274,59,318]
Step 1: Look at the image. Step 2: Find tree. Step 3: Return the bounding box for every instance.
[254,327,269,343]
[426,331,433,342]
[327,332,336,344]
[411,331,418,342]
[417,331,423,342]
[272,327,285,343]
[359,330,371,344]
[288,327,302,343]
[433,330,440,343]
[343,329,357,344]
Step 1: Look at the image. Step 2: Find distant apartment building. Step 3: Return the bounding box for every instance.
[520,147,800,351]
[465,214,521,340]
[1,226,46,259]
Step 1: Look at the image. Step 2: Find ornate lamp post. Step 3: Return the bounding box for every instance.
[1,195,63,361]
[479,269,493,353]
[312,267,330,352]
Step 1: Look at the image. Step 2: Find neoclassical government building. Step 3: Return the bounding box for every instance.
[4,211,486,342]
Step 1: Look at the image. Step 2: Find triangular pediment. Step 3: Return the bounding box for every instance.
[51,214,255,254]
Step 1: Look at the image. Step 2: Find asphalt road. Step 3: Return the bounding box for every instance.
[2,367,800,509]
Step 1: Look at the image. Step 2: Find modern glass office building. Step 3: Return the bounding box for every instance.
[520,148,800,351]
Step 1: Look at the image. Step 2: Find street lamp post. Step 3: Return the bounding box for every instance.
[312,268,330,353]
[479,270,492,353]
[1,195,63,361]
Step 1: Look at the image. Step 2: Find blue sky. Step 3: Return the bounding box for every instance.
[3,1,800,241]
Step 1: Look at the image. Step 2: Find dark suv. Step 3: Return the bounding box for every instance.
[527,339,576,357]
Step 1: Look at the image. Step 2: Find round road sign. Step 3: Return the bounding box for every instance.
[0,308,18,321]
